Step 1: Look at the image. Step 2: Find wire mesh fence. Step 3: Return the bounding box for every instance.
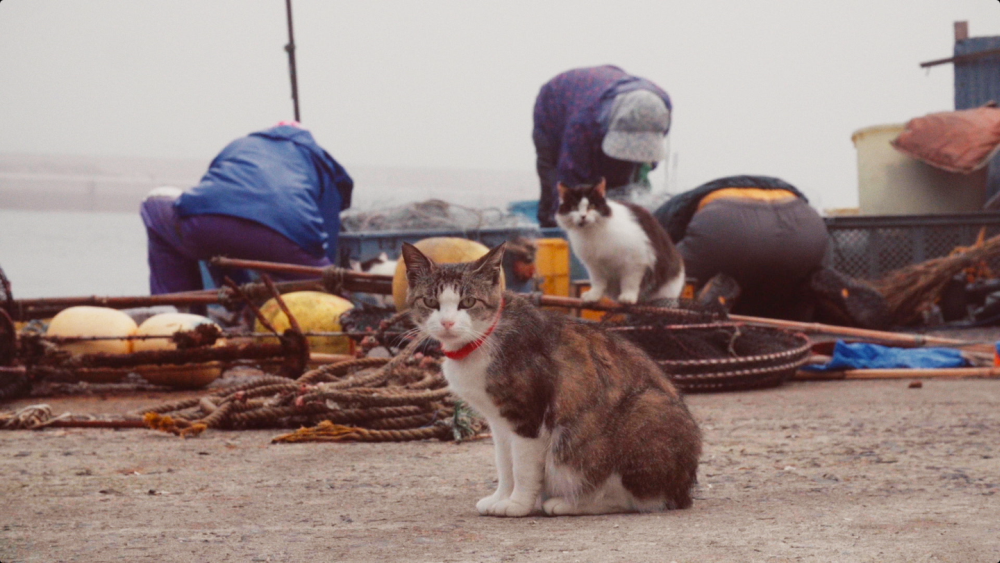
[338,212,1000,284]
[824,213,1000,280]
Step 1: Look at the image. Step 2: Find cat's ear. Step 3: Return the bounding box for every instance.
[471,243,506,285]
[401,243,436,287]
[593,177,607,199]
[557,182,570,201]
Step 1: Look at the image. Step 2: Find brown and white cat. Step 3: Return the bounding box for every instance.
[349,252,398,307]
[349,251,398,277]
[401,242,701,517]
[556,178,684,304]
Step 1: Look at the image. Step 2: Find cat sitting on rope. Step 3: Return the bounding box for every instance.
[557,178,684,304]
[401,242,701,516]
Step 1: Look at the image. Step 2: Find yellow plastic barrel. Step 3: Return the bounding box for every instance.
[535,238,571,297]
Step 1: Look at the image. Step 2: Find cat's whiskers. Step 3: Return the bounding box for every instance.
[452,323,486,348]
[400,327,429,347]
[477,324,506,360]
[408,332,431,350]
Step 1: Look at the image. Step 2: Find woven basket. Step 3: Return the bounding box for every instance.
[610,323,811,393]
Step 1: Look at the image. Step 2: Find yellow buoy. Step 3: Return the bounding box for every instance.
[133,313,226,388]
[45,306,138,383]
[255,291,354,354]
[392,237,505,311]
[46,306,137,355]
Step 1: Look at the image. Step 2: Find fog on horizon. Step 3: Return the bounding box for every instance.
[2,1,1000,212]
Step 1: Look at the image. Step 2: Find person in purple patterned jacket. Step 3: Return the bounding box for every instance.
[532,65,672,227]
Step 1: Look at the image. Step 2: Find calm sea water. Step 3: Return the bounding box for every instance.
[0,154,555,298]
[0,182,542,299]
[0,209,149,298]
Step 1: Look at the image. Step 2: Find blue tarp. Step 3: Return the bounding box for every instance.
[805,340,970,371]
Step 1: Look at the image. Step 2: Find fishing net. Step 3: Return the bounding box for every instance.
[341,199,533,232]
[339,305,441,357]
[606,301,811,393]
[339,303,399,334]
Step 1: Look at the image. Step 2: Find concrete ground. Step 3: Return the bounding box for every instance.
[1,377,998,563]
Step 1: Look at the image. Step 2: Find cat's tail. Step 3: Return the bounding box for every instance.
[615,392,702,510]
[646,263,686,302]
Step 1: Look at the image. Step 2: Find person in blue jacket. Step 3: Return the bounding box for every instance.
[532,65,672,227]
[140,122,353,294]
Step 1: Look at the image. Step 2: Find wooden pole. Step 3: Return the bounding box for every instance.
[45,419,148,429]
[209,257,390,283]
[795,366,1000,381]
[205,258,990,351]
[724,314,986,350]
[15,294,221,310]
[535,295,983,350]
[309,352,354,366]
[208,257,393,295]
[919,46,1000,69]
[6,278,328,321]
[284,0,301,122]
[8,294,224,322]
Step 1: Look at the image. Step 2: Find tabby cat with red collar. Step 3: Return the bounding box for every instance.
[401,242,701,516]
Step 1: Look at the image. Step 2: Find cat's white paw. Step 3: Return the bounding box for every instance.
[542,497,579,516]
[476,493,506,515]
[486,498,534,517]
[617,292,639,304]
[580,288,603,302]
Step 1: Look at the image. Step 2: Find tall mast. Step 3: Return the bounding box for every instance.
[284,0,301,122]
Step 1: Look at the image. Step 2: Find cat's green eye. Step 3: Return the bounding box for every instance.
[422,297,439,309]
[458,296,477,309]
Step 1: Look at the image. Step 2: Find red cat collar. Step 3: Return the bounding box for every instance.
[442,298,505,361]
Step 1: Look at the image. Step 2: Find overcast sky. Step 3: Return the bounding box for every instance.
[2,1,1000,209]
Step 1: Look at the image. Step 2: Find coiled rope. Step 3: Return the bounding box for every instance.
[135,337,486,442]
